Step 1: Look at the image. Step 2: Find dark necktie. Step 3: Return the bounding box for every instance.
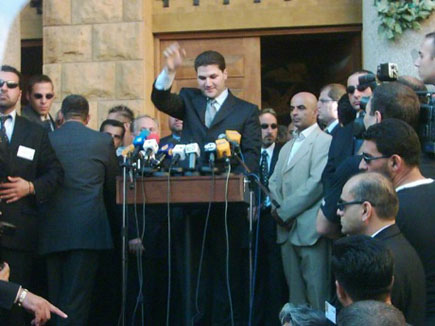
[260,151,270,208]
[0,115,11,146]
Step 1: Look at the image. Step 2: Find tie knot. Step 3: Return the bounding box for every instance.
[261,151,268,159]
[0,115,11,125]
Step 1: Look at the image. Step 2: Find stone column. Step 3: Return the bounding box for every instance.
[43,0,153,130]
[363,2,435,78]
[3,18,21,70]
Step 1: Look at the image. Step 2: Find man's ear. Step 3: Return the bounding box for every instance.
[375,110,382,123]
[336,280,353,307]
[85,114,90,126]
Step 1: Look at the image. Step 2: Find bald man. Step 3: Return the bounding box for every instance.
[269,92,332,309]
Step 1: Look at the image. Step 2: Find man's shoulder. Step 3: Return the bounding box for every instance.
[15,114,44,133]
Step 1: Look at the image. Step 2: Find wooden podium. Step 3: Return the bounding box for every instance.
[116,174,250,204]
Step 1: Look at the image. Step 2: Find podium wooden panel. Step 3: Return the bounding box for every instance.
[116,174,249,204]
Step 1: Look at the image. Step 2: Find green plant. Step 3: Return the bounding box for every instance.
[374,0,435,40]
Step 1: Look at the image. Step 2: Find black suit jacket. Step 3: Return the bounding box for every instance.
[0,280,19,310]
[151,86,261,173]
[0,115,63,251]
[39,121,118,255]
[268,143,282,178]
[329,123,340,138]
[21,105,55,132]
[375,224,426,326]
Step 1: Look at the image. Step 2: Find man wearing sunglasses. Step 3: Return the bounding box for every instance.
[337,172,426,326]
[359,119,435,325]
[0,65,63,325]
[21,74,56,132]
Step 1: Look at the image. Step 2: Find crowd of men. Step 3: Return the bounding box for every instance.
[0,30,434,326]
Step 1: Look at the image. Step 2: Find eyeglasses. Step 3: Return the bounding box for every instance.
[362,152,390,164]
[0,79,19,89]
[33,93,54,100]
[347,84,369,94]
[319,98,333,104]
[337,198,375,211]
[261,123,278,129]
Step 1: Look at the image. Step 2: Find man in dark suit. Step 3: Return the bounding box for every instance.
[39,94,118,326]
[21,74,56,132]
[0,65,63,325]
[160,116,183,146]
[338,172,426,326]
[151,43,261,325]
[317,83,346,137]
[250,108,286,326]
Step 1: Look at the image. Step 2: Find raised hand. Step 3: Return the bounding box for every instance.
[163,42,186,73]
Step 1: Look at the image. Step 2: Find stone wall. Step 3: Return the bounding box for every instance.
[363,2,435,82]
[43,0,152,130]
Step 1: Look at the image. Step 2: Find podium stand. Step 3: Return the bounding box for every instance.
[116,174,250,325]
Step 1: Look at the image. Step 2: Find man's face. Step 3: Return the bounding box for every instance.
[28,82,54,117]
[103,125,124,149]
[197,64,227,99]
[290,93,318,132]
[259,113,278,148]
[415,37,435,84]
[363,98,377,129]
[347,73,373,111]
[358,140,391,178]
[134,117,158,137]
[168,116,183,133]
[0,71,21,114]
[317,88,337,125]
[337,180,365,235]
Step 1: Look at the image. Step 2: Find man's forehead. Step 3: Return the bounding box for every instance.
[137,117,157,128]
[0,71,19,81]
[347,73,366,86]
[32,82,53,92]
[259,113,277,122]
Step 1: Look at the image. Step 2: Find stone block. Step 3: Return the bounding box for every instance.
[93,23,143,61]
[44,25,92,64]
[72,0,122,24]
[62,62,116,99]
[43,64,62,95]
[87,101,99,130]
[124,0,143,21]
[116,61,144,99]
[43,0,72,26]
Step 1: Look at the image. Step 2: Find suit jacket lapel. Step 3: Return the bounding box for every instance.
[209,91,236,128]
[10,116,30,149]
[284,126,320,173]
[193,95,207,126]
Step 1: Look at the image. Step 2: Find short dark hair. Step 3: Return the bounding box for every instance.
[27,74,53,95]
[337,94,356,126]
[337,300,406,326]
[370,82,420,130]
[0,65,21,87]
[347,173,398,220]
[99,119,125,137]
[425,32,435,57]
[194,50,226,71]
[363,118,421,167]
[279,303,331,326]
[61,94,89,121]
[108,105,135,122]
[321,83,346,101]
[332,235,394,303]
[259,107,278,119]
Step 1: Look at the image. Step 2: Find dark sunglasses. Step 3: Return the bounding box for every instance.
[362,152,390,164]
[0,79,19,89]
[337,198,375,211]
[261,123,278,129]
[33,93,54,100]
[347,84,369,94]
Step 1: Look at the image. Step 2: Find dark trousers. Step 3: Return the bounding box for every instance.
[46,250,99,326]
[247,209,288,326]
[0,248,35,326]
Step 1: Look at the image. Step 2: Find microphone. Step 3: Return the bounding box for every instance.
[185,143,201,171]
[215,138,231,160]
[152,143,174,168]
[142,133,160,160]
[204,142,217,165]
[128,129,151,159]
[225,130,241,147]
[171,144,186,166]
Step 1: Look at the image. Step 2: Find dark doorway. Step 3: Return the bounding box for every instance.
[21,39,43,105]
[261,31,361,125]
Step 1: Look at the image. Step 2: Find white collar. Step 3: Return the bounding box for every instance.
[395,178,434,192]
[262,142,275,158]
[212,88,229,108]
[296,123,318,140]
[326,119,339,133]
[371,223,395,238]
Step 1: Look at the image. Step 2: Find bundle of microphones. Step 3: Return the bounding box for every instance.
[121,129,243,176]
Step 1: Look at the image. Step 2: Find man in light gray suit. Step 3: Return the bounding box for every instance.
[39,95,118,325]
[269,92,332,310]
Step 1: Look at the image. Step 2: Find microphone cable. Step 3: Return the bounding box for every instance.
[191,159,215,326]
[224,163,235,326]
[166,161,173,326]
